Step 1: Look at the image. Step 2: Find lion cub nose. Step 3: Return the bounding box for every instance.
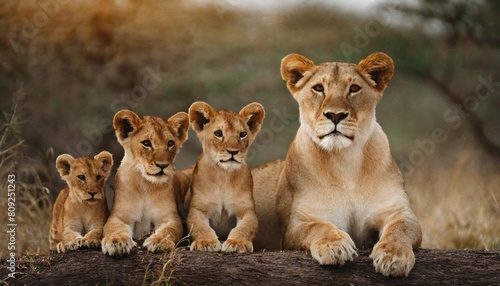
[227,149,239,155]
[155,163,169,170]
[88,191,97,198]
[324,112,349,124]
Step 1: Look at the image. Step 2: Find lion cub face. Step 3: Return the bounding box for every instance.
[113,110,189,184]
[281,53,394,151]
[56,151,113,203]
[189,102,265,170]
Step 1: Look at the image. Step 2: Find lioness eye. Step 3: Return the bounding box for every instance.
[349,84,361,93]
[240,132,248,138]
[77,175,85,181]
[167,140,175,148]
[141,140,152,148]
[96,175,103,181]
[214,130,223,138]
[312,84,324,92]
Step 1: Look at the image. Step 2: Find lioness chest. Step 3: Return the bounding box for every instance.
[291,176,389,247]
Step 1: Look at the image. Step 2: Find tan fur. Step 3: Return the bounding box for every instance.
[186,102,264,253]
[49,151,113,253]
[102,110,189,256]
[253,53,422,277]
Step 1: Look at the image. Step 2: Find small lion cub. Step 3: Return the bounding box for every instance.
[187,101,265,253]
[49,151,113,253]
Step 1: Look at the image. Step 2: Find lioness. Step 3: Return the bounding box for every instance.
[253,53,422,277]
[102,110,189,256]
[49,151,113,253]
[186,101,264,253]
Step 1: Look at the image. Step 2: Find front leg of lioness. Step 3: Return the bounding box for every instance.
[102,216,137,256]
[370,209,422,277]
[222,209,258,253]
[286,217,358,266]
[188,208,222,252]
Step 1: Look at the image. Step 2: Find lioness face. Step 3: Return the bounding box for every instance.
[189,101,265,170]
[56,151,113,204]
[113,110,189,184]
[281,53,394,151]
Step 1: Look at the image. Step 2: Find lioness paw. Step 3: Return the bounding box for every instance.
[101,234,137,256]
[143,234,175,253]
[190,239,222,252]
[370,241,415,277]
[310,233,358,266]
[221,239,253,253]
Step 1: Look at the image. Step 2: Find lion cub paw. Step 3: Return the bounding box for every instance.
[310,233,358,266]
[190,239,222,252]
[143,234,176,253]
[81,237,101,249]
[56,239,81,253]
[370,241,415,277]
[221,239,254,253]
[101,233,137,256]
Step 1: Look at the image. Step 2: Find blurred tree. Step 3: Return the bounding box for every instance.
[385,0,500,159]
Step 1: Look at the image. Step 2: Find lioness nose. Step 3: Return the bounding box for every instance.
[324,112,349,124]
[88,191,97,197]
[155,163,169,169]
[227,149,239,155]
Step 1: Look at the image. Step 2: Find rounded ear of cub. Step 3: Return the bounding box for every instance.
[280,52,394,94]
[239,102,265,135]
[167,112,190,144]
[56,154,75,180]
[94,151,114,177]
[113,109,142,144]
[188,101,216,133]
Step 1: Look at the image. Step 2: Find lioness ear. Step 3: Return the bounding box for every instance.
[113,109,142,144]
[56,154,75,180]
[94,151,113,176]
[239,102,265,135]
[168,112,190,144]
[188,101,216,133]
[357,52,394,93]
[281,53,315,93]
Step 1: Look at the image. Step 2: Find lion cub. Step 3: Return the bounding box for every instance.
[102,110,189,256]
[186,102,265,253]
[49,151,113,253]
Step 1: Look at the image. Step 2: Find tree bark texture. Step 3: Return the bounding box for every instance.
[2,248,499,285]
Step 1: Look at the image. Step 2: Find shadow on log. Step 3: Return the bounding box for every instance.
[2,248,499,285]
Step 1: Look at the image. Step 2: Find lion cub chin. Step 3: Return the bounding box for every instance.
[186,101,264,253]
[49,151,113,253]
[101,110,189,256]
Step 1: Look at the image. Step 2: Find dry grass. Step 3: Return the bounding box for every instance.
[407,153,500,249]
[0,91,53,259]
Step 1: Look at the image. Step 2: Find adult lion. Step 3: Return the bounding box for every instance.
[253,52,422,277]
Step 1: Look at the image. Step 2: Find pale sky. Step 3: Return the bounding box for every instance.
[195,0,389,14]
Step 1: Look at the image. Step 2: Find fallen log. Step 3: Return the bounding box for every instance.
[2,248,499,285]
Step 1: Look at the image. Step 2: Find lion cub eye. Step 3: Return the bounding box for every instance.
[239,131,248,139]
[167,140,175,148]
[77,175,86,181]
[96,175,103,181]
[214,130,223,138]
[141,140,152,148]
[312,84,324,92]
[349,84,361,93]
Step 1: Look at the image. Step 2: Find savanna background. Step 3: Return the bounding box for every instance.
[0,0,499,259]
